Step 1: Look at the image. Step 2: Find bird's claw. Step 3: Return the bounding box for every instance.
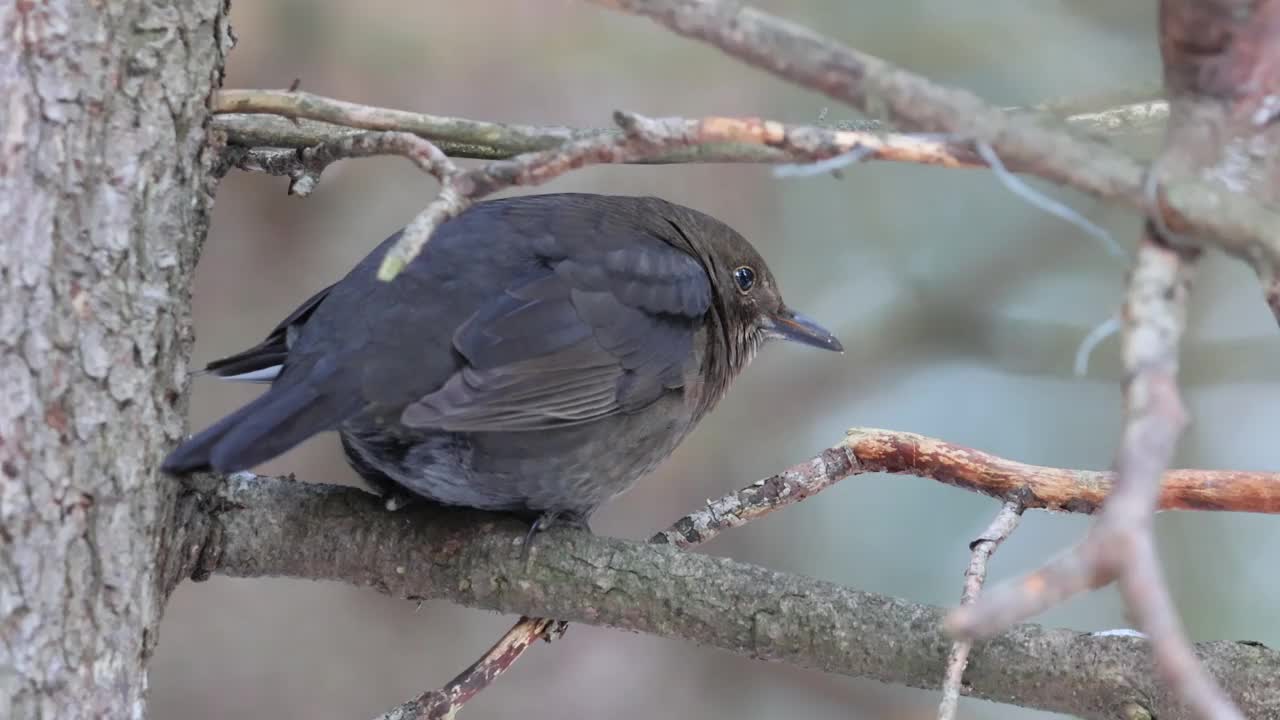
[518,510,589,567]
[383,490,419,512]
[519,511,560,566]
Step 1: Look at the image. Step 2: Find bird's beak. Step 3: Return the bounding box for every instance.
[765,309,844,353]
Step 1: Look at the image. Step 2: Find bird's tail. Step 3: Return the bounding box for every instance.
[162,382,351,474]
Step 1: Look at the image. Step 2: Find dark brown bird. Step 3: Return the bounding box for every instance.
[163,193,841,527]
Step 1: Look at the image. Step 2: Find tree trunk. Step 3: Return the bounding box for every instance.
[0,1,231,716]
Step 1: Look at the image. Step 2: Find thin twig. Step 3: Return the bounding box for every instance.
[374,111,992,280]
[1074,314,1122,377]
[937,500,1024,720]
[661,427,1280,552]
[219,132,459,198]
[214,89,590,157]
[974,140,1124,258]
[212,89,990,169]
[374,617,566,720]
[212,89,1167,161]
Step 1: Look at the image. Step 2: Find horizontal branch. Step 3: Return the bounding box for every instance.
[213,111,789,164]
[175,473,1279,720]
[842,428,1280,514]
[211,89,1167,163]
[656,427,1280,548]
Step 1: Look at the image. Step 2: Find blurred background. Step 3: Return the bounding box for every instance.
[152,1,1280,718]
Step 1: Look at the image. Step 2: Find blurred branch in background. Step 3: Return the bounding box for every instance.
[950,1,1280,717]
[594,0,1280,326]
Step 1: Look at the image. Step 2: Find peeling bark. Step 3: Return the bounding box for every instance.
[0,1,231,716]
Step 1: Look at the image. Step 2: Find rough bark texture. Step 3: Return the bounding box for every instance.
[0,1,231,717]
[175,474,1280,720]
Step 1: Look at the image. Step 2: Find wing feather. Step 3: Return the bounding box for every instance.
[402,241,710,432]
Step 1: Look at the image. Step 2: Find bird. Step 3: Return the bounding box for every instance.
[163,193,842,529]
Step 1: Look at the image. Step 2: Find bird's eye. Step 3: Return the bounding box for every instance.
[733,266,756,293]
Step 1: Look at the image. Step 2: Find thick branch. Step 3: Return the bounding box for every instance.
[177,474,1279,720]
[379,426,1280,719]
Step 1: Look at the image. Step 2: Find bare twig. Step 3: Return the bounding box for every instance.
[1109,232,1234,720]
[213,89,591,158]
[374,111,996,280]
[937,500,1024,720]
[212,88,991,170]
[662,428,1280,552]
[225,131,460,197]
[974,140,1123,258]
[374,617,565,720]
[212,88,1166,161]
[1074,314,1123,377]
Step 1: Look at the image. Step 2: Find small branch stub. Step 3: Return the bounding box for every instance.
[937,501,1024,720]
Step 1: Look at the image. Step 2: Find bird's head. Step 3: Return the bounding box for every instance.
[660,201,844,370]
[712,235,844,364]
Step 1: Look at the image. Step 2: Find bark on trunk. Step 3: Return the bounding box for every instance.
[0,1,231,716]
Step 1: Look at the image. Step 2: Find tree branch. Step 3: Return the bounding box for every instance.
[938,501,1024,720]
[172,472,1278,720]
[370,110,1002,280]
[372,616,566,720]
[658,428,1280,554]
[171,425,1280,719]
[592,0,1280,322]
[212,88,1167,161]
[946,2,1280,716]
[367,425,1280,719]
[223,131,459,197]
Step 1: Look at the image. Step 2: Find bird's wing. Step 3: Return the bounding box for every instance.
[203,283,335,382]
[401,245,712,432]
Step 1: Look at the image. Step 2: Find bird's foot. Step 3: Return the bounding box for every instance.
[382,490,420,512]
[519,509,589,566]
